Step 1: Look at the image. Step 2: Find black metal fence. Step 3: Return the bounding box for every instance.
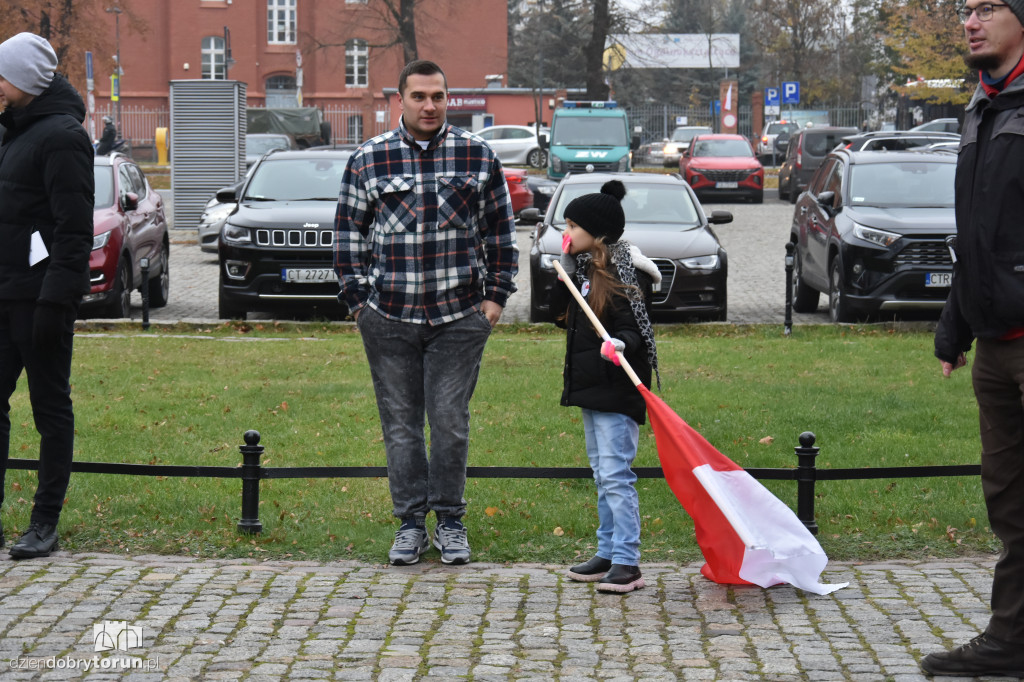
[6,430,980,537]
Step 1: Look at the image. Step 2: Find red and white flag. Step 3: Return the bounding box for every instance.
[640,385,847,595]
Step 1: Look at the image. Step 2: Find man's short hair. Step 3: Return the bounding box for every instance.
[398,60,447,96]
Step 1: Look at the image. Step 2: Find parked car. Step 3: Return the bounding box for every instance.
[756,120,799,162]
[82,153,170,318]
[637,139,666,166]
[910,118,960,134]
[840,130,960,152]
[789,149,956,323]
[524,172,730,323]
[777,126,859,203]
[476,124,549,168]
[245,133,297,168]
[525,174,558,217]
[679,134,764,203]
[198,165,257,253]
[218,149,352,320]
[661,125,713,167]
[503,167,534,217]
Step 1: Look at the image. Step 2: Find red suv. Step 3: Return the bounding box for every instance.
[679,133,764,204]
[82,153,170,318]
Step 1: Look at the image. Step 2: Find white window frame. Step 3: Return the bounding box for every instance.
[346,39,369,88]
[267,0,297,45]
[201,36,226,80]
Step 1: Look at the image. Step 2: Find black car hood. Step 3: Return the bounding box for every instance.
[844,205,955,234]
[540,223,720,260]
[229,200,337,229]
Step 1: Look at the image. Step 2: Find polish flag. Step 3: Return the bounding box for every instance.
[640,385,847,595]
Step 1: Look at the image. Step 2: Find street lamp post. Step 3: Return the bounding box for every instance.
[105,5,123,137]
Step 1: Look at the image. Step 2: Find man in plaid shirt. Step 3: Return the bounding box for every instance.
[335,60,518,566]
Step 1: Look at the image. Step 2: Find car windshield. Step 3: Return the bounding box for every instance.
[848,162,956,208]
[94,166,115,209]
[552,182,701,227]
[243,156,350,201]
[671,127,710,142]
[690,139,753,157]
[246,136,291,155]
[766,122,797,135]
[552,117,627,146]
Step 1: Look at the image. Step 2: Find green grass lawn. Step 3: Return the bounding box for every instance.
[1,322,994,565]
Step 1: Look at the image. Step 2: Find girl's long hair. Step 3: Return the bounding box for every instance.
[586,237,630,320]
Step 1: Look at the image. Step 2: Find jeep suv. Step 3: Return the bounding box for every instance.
[217,149,352,320]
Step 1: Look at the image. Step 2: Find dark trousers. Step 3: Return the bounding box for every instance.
[0,300,77,526]
[972,336,1024,642]
[357,307,492,521]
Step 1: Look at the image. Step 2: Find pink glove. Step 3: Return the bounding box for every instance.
[562,232,572,253]
[601,339,624,365]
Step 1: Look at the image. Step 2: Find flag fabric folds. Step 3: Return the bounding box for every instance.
[640,385,848,596]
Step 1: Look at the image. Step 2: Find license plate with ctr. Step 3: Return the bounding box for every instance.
[716,181,738,189]
[925,272,952,287]
[282,268,334,282]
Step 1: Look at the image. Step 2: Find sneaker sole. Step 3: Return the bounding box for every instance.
[596,577,646,593]
[432,538,469,565]
[389,541,429,566]
[567,570,608,582]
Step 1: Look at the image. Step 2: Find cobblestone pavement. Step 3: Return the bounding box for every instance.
[0,552,998,681]
[120,190,838,327]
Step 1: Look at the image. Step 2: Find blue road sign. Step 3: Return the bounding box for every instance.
[782,81,800,105]
[86,51,93,80]
[765,87,779,106]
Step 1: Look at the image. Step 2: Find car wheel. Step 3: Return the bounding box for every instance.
[147,242,170,308]
[791,248,819,313]
[218,288,247,320]
[828,258,854,323]
[751,190,763,204]
[102,259,131,319]
[527,148,546,169]
[709,293,727,322]
[778,174,789,202]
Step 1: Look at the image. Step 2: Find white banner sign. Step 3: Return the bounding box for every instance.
[605,34,740,69]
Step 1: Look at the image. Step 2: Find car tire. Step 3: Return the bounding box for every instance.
[218,289,247,320]
[709,294,727,322]
[529,280,553,323]
[828,258,854,323]
[147,242,170,308]
[751,190,763,204]
[777,174,789,202]
[527,148,547,169]
[791,248,819,313]
[102,259,131,319]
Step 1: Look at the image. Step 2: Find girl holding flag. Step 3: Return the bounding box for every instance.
[552,179,661,593]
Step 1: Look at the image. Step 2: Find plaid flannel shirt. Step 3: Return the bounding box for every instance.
[334,120,519,325]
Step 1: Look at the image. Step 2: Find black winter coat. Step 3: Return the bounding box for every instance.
[552,263,653,425]
[0,74,94,306]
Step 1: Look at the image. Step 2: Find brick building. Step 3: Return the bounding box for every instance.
[85,0,546,144]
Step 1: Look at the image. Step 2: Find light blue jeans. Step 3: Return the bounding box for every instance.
[581,408,641,565]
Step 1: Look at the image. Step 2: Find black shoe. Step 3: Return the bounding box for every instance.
[921,633,1024,677]
[596,564,645,593]
[8,523,58,559]
[568,555,612,582]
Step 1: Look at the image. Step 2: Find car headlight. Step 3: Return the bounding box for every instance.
[617,156,629,171]
[681,254,720,270]
[199,202,235,227]
[221,223,253,246]
[536,184,555,195]
[853,223,900,248]
[92,230,112,251]
[551,156,564,173]
[662,144,677,154]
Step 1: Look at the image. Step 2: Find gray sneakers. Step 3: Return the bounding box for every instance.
[389,519,429,566]
[433,516,471,565]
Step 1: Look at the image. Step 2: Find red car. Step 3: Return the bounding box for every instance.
[679,133,764,204]
[503,167,535,217]
[82,153,171,318]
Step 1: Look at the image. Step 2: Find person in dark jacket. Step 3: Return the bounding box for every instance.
[925,0,1024,677]
[95,115,116,155]
[0,33,94,559]
[551,180,661,594]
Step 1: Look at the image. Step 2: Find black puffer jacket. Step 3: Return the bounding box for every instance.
[553,248,657,425]
[0,74,94,305]
[935,78,1024,362]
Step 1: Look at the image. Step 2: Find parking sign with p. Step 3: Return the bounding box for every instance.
[782,81,800,105]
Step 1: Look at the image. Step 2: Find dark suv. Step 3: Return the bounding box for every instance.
[777,126,858,203]
[217,149,352,320]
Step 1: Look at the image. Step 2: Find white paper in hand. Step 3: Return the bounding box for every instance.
[29,231,48,266]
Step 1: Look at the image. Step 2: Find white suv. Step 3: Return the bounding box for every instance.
[756,120,799,162]
[662,126,712,167]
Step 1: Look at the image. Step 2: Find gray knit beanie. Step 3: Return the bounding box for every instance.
[1007,0,1024,25]
[0,33,57,97]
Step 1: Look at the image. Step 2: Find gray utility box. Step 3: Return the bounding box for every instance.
[169,80,247,231]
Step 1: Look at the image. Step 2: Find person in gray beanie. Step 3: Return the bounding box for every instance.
[925,1,1024,677]
[0,32,94,560]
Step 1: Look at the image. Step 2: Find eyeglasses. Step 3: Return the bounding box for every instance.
[957,2,1010,22]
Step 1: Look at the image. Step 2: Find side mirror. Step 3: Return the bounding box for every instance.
[519,207,542,224]
[216,186,239,203]
[816,190,837,213]
[708,210,733,225]
[122,192,139,211]
[538,133,549,150]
